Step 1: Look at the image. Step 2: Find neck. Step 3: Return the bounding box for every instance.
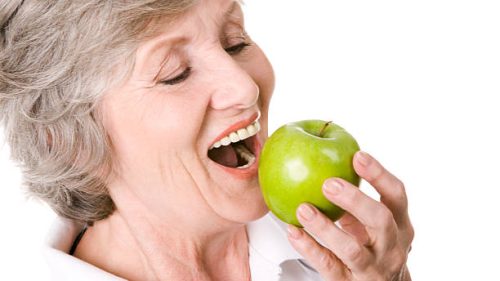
[74,185,251,281]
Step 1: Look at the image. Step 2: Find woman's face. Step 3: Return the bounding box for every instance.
[101,0,274,226]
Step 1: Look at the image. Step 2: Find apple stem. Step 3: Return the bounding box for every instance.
[319,121,332,137]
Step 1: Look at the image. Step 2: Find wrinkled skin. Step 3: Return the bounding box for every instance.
[75,0,414,279]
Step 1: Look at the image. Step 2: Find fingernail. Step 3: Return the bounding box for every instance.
[298,204,315,221]
[357,151,371,167]
[287,224,301,239]
[323,179,344,196]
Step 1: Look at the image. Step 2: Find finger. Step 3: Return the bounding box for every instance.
[287,224,346,280]
[338,213,370,246]
[322,178,398,251]
[353,151,410,227]
[296,203,371,271]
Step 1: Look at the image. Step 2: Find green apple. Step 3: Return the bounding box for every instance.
[258,120,360,227]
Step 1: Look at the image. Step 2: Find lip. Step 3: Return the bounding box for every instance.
[208,111,261,149]
[207,111,262,180]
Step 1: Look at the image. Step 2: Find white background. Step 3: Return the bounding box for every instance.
[1,0,499,280]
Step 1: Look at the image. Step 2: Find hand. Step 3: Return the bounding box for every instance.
[287,151,414,281]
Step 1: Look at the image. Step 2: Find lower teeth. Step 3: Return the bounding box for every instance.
[234,143,255,169]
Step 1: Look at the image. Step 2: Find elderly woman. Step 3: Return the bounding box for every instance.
[0,0,414,280]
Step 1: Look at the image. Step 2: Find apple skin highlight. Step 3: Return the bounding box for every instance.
[258,120,360,227]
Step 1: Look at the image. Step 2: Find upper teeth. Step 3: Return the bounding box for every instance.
[211,120,261,149]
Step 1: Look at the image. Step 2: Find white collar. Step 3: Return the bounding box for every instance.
[44,212,307,281]
[44,217,126,281]
[246,212,305,280]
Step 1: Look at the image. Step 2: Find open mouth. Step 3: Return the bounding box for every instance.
[207,119,260,169]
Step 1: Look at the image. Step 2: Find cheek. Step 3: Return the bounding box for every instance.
[103,88,209,154]
[143,93,209,149]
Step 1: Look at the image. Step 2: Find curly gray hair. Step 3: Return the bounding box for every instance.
[0,0,196,224]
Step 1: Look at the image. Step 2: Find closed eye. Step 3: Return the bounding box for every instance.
[225,42,251,55]
[160,67,191,85]
[159,42,249,86]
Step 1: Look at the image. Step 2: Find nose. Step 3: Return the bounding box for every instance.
[208,53,259,111]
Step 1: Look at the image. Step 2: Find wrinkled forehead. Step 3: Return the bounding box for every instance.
[144,0,243,39]
[133,0,245,68]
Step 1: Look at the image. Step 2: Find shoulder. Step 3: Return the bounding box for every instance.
[44,217,125,281]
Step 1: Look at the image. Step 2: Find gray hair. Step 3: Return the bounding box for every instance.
[0,0,196,224]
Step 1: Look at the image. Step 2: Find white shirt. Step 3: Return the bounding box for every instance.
[44,212,323,281]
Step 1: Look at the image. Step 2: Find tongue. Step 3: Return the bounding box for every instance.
[208,144,238,167]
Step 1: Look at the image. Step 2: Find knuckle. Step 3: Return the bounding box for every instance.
[317,250,336,270]
[342,186,358,206]
[343,241,363,263]
[393,179,408,205]
[362,265,382,280]
[407,225,415,243]
[292,232,312,252]
[314,213,332,232]
[301,234,315,249]
[378,206,396,232]
[369,161,385,181]
[387,249,407,278]
[402,224,415,252]
[394,178,406,191]
[393,248,407,268]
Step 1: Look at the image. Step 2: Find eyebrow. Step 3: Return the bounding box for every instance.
[223,1,240,20]
[144,1,241,52]
[138,1,243,80]
[209,0,243,31]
